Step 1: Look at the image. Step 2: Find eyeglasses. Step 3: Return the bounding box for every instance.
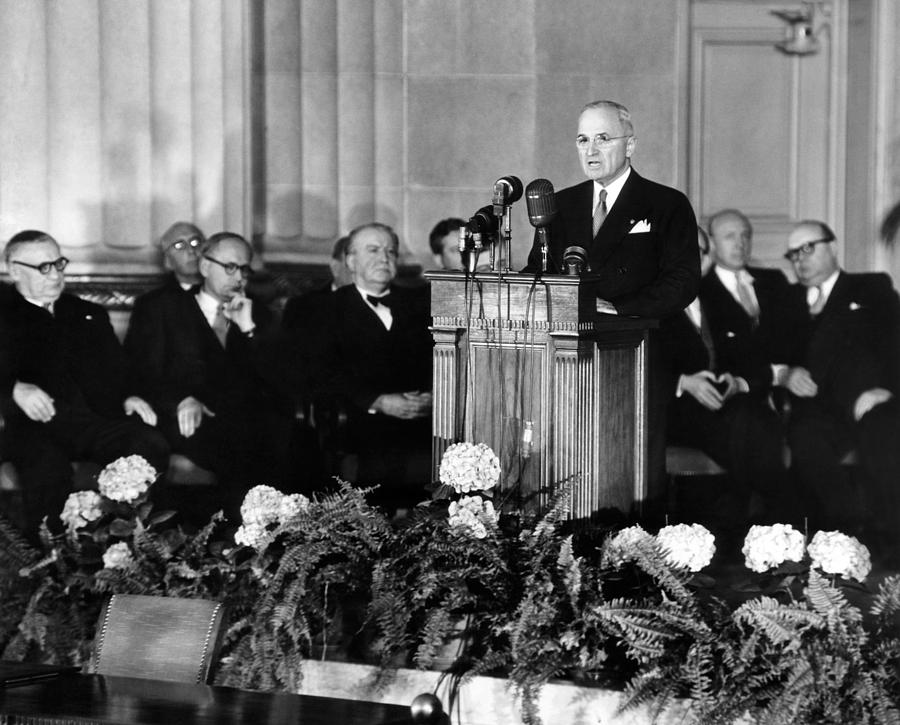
[783,238,831,262]
[203,255,253,278]
[168,236,202,252]
[12,257,69,275]
[576,133,632,149]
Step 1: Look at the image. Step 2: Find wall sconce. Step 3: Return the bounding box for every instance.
[771,1,830,56]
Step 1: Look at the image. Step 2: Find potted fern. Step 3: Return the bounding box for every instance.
[217,481,392,691]
[366,442,514,674]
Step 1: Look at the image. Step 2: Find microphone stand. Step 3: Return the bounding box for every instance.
[493,207,512,272]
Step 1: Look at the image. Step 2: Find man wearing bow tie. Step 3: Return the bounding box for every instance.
[0,230,169,538]
[774,220,900,555]
[309,223,432,511]
[523,99,699,319]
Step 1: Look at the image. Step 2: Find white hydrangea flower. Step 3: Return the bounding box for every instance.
[656,523,716,572]
[97,455,158,503]
[239,485,286,526]
[808,530,871,582]
[278,493,310,521]
[603,525,654,568]
[59,490,104,532]
[439,442,501,494]
[102,542,135,570]
[741,524,806,573]
[448,495,498,539]
[234,522,275,551]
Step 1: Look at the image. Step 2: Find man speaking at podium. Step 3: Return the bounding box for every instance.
[523,100,699,319]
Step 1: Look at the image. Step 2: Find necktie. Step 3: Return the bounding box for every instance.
[367,293,392,308]
[809,285,826,316]
[212,304,229,346]
[735,271,760,322]
[592,188,608,237]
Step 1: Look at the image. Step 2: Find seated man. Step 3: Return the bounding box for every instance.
[309,222,433,512]
[124,232,293,524]
[428,218,466,270]
[774,220,900,554]
[660,228,797,532]
[127,222,206,385]
[1,230,169,537]
[156,221,205,291]
[701,208,791,344]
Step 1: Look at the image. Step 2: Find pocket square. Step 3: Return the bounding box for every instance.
[849,302,862,311]
[628,219,651,234]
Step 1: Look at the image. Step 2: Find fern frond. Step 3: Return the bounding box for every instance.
[734,596,824,646]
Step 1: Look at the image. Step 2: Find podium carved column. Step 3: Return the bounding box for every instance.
[429,271,654,523]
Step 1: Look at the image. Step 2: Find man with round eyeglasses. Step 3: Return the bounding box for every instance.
[125,231,294,526]
[523,99,699,319]
[772,220,900,561]
[159,221,205,290]
[0,229,170,540]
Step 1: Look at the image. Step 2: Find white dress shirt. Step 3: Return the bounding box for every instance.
[356,284,393,330]
[592,166,631,217]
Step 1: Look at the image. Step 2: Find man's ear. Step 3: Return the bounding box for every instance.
[625,135,636,159]
[198,256,210,279]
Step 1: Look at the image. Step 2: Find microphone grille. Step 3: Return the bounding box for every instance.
[525,178,557,226]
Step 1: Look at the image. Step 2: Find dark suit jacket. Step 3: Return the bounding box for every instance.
[779,271,900,427]
[657,304,713,397]
[700,266,790,391]
[0,289,133,421]
[311,284,432,411]
[523,169,700,318]
[282,282,335,334]
[124,288,282,419]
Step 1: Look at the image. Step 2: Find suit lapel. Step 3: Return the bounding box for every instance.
[591,171,648,269]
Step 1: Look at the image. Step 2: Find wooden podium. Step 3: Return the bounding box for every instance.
[428,271,655,523]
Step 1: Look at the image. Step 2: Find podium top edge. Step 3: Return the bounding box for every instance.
[425,270,596,286]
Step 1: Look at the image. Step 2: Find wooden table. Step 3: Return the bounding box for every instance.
[0,672,414,724]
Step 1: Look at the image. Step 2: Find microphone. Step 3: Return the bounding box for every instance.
[562,245,589,275]
[492,176,524,216]
[461,206,498,271]
[526,178,557,272]
[466,205,497,249]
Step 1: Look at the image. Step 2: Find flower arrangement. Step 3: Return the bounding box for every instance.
[1,455,237,666]
[96,454,158,503]
[233,485,310,551]
[655,523,716,572]
[807,529,872,582]
[742,523,806,573]
[3,447,900,725]
[438,441,501,494]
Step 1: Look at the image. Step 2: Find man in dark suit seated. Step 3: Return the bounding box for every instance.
[702,208,791,346]
[773,220,900,554]
[661,228,798,533]
[124,232,293,524]
[0,230,170,537]
[523,99,699,319]
[309,222,433,512]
